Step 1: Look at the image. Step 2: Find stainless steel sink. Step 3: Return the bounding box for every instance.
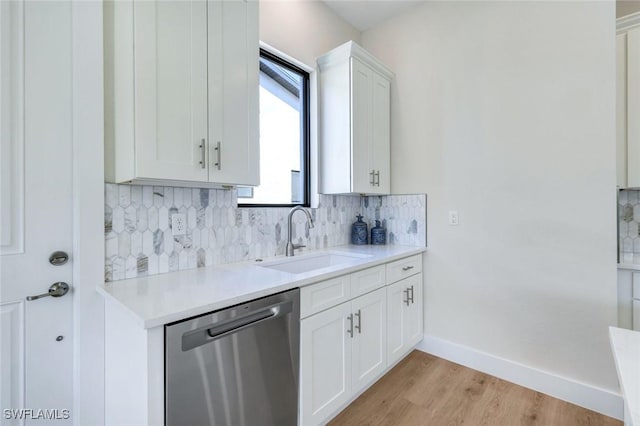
[258,251,371,274]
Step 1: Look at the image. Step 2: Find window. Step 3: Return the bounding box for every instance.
[238,49,310,207]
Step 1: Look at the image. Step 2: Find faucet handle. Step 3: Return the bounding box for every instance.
[293,244,306,249]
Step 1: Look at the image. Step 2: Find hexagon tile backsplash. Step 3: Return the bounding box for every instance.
[620,189,640,263]
[104,184,427,282]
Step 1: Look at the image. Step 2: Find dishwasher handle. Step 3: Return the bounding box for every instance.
[181,300,293,351]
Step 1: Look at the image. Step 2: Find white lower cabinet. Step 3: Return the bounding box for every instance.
[300,301,353,426]
[351,288,387,394]
[300,288,386,426]
[300,254,423,426]
[386,273,423,366]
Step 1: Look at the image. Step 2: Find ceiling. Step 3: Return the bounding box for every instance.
[322,0,426,31]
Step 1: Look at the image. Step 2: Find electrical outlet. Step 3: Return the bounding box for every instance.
[171,213,187,236]
[448,210,459,226]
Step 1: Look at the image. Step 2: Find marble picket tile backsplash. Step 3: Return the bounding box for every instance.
[619,189,640,263]
[104,184,426,282]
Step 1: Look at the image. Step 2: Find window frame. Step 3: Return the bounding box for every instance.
[238,48,311,208]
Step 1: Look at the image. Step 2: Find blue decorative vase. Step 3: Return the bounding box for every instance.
[370,220,386,245]
[351,215,368,245]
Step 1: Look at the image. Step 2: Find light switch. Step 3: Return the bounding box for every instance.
[448,211,459,226]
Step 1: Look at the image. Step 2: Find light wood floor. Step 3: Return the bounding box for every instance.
[329,351,621,426]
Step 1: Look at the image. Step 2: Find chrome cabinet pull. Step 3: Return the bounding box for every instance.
[403,288,410,306]
[374,170,380,186]
[27,282,69,301]
[369,170,375,186]
[402,265,414,272]
[347,314,354,338]
[198,139,206,169]
[214,141,221,170]
[409,285,415,304]
[354,309,361,334]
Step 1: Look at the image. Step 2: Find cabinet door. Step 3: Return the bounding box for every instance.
[386,279,408,365]
[370,71,390,194]
[628,27,640,188]
[387,273,423,366]
[404,273,423,348]
[208,0,259,186]
[351,288,387,394]
[300,302,352,426]
[133,0,208,182]
[350,57,373,193]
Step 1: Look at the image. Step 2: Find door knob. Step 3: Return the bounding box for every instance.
[26,282,69,301]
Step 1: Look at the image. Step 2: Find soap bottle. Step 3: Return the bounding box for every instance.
[370,220,386,245]
[351,214,368,245]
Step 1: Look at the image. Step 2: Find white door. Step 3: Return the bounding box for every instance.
[300,302,352,426]
[351,288,386,394]
[1,1,74,424]
[133,0,209,182]
[207,0,259,186]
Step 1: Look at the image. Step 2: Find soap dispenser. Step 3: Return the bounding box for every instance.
[351,214,368,245]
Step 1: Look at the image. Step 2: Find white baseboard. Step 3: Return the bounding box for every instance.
[416,335,623,420]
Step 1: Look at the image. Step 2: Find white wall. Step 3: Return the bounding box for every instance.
[362,0,618,400]
[617,0,640,18]
[260,0,360,68]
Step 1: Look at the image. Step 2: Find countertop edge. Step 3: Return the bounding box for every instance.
[98,245,427,329]
[609,326,640,426]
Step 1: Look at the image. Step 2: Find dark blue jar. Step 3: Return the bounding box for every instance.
[370,220,386,245]
[351,215,368,245]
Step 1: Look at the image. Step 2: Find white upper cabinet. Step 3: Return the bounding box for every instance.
[105,0,259,187]
[207,0,259,186]
[318,41,393,195]
[617,26,640,189]
[618,32,628,189]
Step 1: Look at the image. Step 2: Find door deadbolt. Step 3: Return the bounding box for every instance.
[49,251,69,266]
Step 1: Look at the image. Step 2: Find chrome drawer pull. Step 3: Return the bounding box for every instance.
[354,309,361,334]
[402,265,414,271]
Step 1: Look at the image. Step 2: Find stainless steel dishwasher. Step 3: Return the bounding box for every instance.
[165,288,300,426]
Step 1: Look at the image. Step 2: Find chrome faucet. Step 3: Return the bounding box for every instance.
[286,206,315,256]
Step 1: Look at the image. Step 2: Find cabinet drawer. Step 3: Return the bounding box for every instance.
[350,265,386,298]
[301,275,351,318]
[386,255,422,284]
[633,273,640,299]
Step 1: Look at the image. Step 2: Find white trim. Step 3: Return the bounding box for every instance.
[71,2,105,425]
[316,40,394,80]
[416,335,624,421]
[618,11,640,34]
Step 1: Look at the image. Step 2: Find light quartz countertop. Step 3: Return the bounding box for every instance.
[618,263,640,271]
[609,327,640,426]
[98,244,426,329]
